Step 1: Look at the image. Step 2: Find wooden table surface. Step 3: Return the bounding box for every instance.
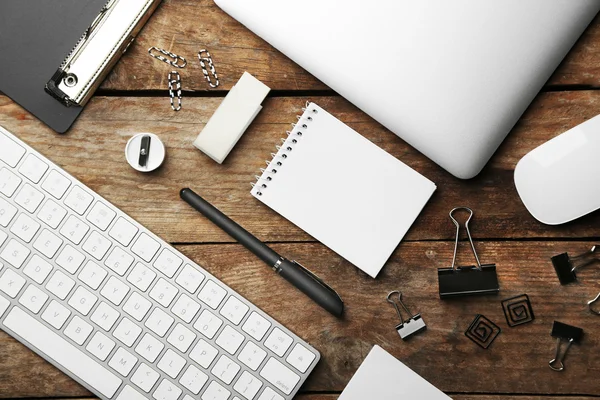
[2,1,600,399]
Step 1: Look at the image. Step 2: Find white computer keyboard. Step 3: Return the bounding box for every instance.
[0,125,319,400]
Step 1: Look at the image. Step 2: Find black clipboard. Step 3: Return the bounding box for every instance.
[0,0,107,133]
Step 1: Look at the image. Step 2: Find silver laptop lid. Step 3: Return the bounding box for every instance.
[214,0,599,178]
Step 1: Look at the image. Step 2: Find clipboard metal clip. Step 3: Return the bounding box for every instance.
[45,0,162,107]
[437,207,500,299]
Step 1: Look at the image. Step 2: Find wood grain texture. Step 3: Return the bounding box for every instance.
[2,92,600,243]
[0,242,599,397]
[97,0,600,91]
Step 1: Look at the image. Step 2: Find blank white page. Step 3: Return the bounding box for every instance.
[339,345,451,399]
[252,103,435,278]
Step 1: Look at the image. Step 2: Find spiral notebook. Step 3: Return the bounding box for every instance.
[251,102,436,277]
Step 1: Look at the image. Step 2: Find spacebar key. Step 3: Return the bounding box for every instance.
[3,307,122,398]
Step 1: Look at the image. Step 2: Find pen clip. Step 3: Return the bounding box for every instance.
[291,260,344,304]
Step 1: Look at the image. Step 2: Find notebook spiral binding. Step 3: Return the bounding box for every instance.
[252,101,318,196]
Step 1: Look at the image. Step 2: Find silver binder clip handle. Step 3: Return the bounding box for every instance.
[386,291,426,340]
[449,207,482,270]
[549,337,573,372]
[588,292,600,315]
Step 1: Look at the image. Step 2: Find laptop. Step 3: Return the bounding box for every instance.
[214,0,600,178]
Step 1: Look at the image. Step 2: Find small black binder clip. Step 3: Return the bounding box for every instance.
[438,207,500,299]
[551,245,600,285]
[139,135,152,167]
[386,291,426,340]
[549,321,583,372]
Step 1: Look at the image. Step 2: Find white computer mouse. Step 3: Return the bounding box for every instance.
[514,114,600,225]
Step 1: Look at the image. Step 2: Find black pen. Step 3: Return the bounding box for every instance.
[180,188,344,317]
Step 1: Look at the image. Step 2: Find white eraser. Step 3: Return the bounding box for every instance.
[194,72,270,163]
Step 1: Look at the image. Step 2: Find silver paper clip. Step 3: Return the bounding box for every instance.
[386,291,426,340]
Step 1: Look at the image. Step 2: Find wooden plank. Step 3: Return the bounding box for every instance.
[97,0,600,91]
[2,92,600,242]
[0,242,598,397]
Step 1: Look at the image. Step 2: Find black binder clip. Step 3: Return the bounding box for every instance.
[551,245,600,285]
[386,291,426,340]
[549,321,583,372]
[438,207,500,299]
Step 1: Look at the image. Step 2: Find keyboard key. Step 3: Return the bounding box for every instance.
[109,347,138,377]
[264,327,293,357]
[176,264,205,294]
[179,364,208,395]
[128,262,157,292]
[55,245,84,275]
[113,317,143,347]
[79,260,108,290]
[202,381,230,400]
[260,357,300,395]
[105,247,134,276]
[41,170,70,199]
[132,233,160,262]
[64,315,93,345]
[83,231,112,260]
[286,343,317,373]
[220,296,249,325]
[4,307,122,398]
[157,348,186,378]
[37,199,67,228]
[145,307,174,337]
[41,300,71,329]
[0,197,17,227]
[23,255,53,284]
[91,301,120,331]
[46,270,75,300]
[64,185,94,215]
[87,201,116,231]
[234,371,263,400]
[167,323,196,353]
[190,339,219,369]
[117,385,148,400]
[258,387,284,400]
[18,284,48,313]
[153,379,182,400]
[1,239,31,268]
[101,276,130,306]
[0,167,22,197]
[109,217,139,247]
[198,280,227,309]
[86,331,116,361]
[238,341,267,371]
[15,184,44,213]
[123,292,152,321]
[0,134,25,167]
[59,215,89,245]
[10,213,40,242]
[0,269,26,298]
[194,309,223,339]
[150,277,178,307]
[212,354,241,385]
[33,228,63,258]
[18,154,48,183]
[216,325,245,355]
[68,286,98,315]
[135,333,165,363]
[131,363,160,393]
[154,249,182,278]
[171,293,201,323]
